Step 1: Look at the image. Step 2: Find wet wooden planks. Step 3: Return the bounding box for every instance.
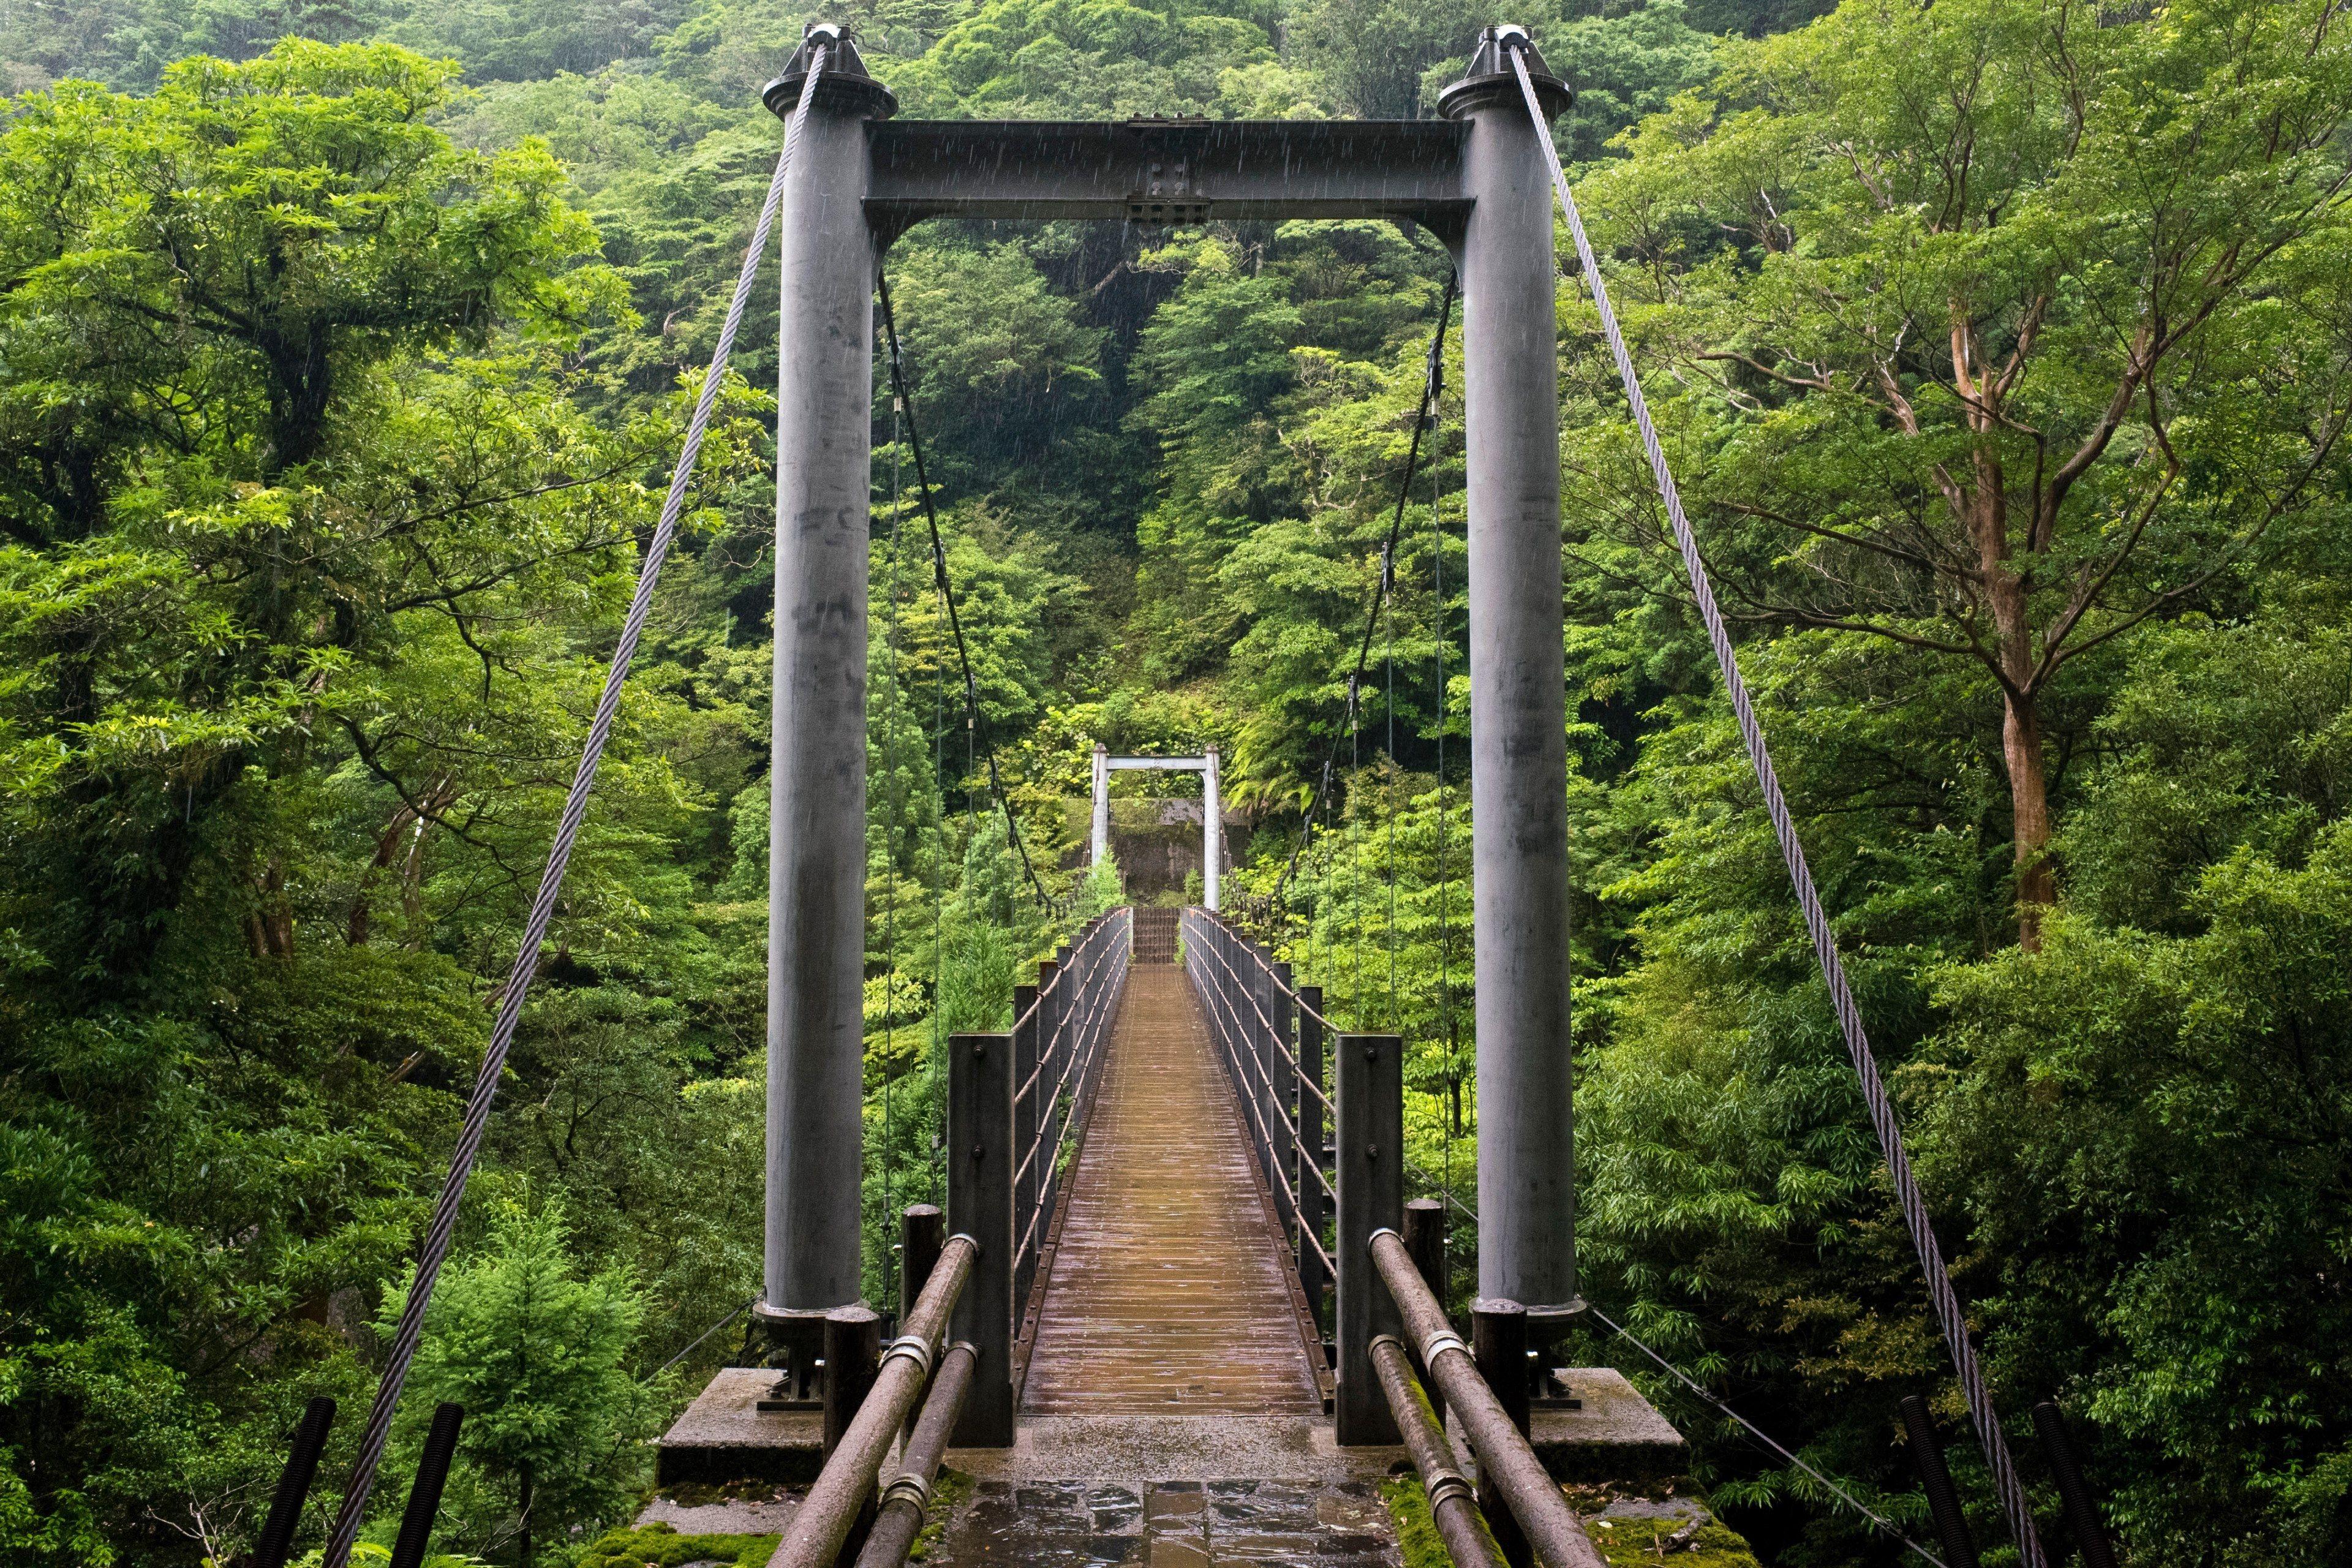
[1020,965,1323,1415]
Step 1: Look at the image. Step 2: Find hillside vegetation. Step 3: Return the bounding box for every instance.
[3,0,2349,1563]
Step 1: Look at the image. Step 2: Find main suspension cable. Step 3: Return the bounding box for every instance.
[875,275,1054,912]
[315,46,832,1568]
[1506,38,2045,1568]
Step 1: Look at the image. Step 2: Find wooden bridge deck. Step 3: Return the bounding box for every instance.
[1019,964,1324,1415]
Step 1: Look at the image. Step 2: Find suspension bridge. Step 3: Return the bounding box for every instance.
[236,23,2133,1568]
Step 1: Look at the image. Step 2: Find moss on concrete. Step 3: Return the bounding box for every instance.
[1585,1514,1761,1567]
[577,1521,778,1568]
[1384,1472,1763,1567]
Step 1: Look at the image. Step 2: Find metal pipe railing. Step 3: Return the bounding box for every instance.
[851,1340,978,1568]
[1372,1335,1507,1568]
[1370,1229,1607,1568]
[774,1232,978,1568]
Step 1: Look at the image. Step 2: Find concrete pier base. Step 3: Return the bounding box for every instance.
[1528,1367,1689,1483]
[654,1367,824,1487]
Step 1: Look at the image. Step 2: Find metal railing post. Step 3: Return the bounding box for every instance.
[385,1403,463,1568]
[948,1032,1013,1447]
[824,1306,882,1454]
[824,1305,883,1559]
[1474,1299,1532,1568]
[901,1204,943,1321]
[1901,1395,1982,1568]
[1406,1197,1450,1424]
[252,1396,336,1568]
[2032,1402,2117,1568]
[1404,1199,1447,1306]
[1297,984,1328,1325]
[1336,1031,1403,1444]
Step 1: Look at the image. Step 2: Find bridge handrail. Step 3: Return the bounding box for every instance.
[1370,1229,1607,1568]
[1193,960,1341,1199]
[1193,961,1324,1262]
[1186,907,1341,1036]
[1014,909,1130,1349]
[774,1232,979,1568]
[1011,908,1126,1046]
[1369,1333,1507,1568]
[1012,910,1125,1120]
[1188,907,1477,1229]
[1012,917,1126,1266]
[851,1338,978,1568]
[1188,933,1338,1213]
[1180,907,1340,1288]
[1184,911,1337,1117]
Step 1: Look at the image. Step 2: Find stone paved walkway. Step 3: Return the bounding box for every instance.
[931,1478,1395,1567]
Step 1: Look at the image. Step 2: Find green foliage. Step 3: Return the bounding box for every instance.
[1286,0,1477,116]
[376,1199,657,1564]
[1075,850,1125,918]
[887,0,1283,118]
[384,0,693,80]
[1570,0,2352,940]
[1545,0,1717,166]
[1927,826,2352,1555]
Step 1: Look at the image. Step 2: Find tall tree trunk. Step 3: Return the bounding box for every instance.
[258,861,293,959]
[2002,688,2055,950]
[348,804,418,946]
[1966,429,2057,950]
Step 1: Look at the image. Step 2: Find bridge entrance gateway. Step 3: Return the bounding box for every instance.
[1091,745,1224,911]
[761,21,1584,1352]
[649,23,1722,1565]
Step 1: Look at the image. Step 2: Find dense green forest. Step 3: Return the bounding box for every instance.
[4,0,2351,1561]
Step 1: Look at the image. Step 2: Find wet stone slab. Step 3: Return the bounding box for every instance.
[924,1478,1398,1568]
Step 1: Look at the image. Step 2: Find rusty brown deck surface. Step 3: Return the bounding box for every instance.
[1019,965,1323,1414]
